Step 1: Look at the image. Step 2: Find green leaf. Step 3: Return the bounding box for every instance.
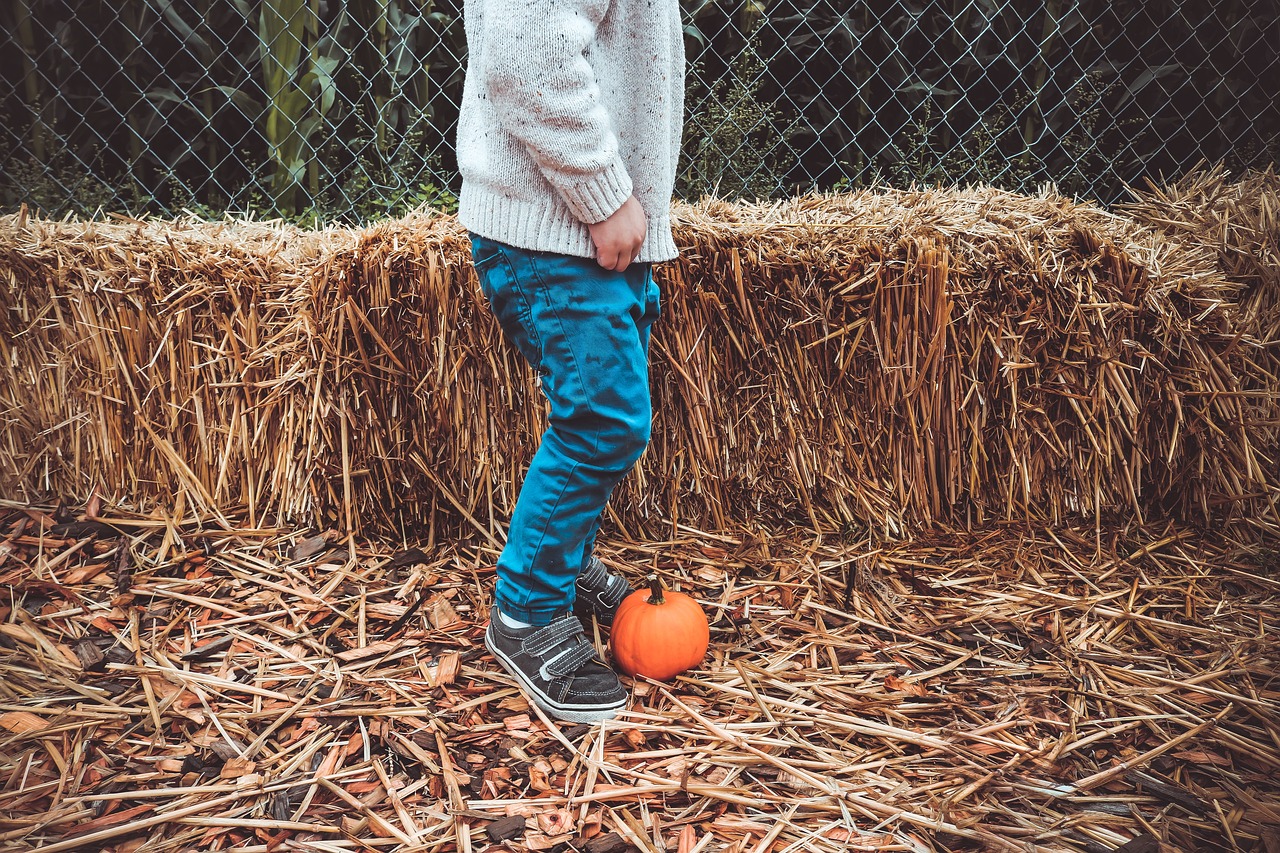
[145,0,212,57]
[1114,63,1181,110]
[213,85,264,119]
[259,0,307,93]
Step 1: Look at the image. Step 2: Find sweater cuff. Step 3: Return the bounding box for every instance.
[552,156,634,224]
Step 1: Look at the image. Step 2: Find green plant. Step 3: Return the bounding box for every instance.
[677,35,801,201]
[257,0,337,215]
[3,0,1275,217]
[166,114,458,227]
[757,0,1277,202]
[0,115,142,216]
[315,110,457,222]
[11,0,46,164]
[867,70,1146,200]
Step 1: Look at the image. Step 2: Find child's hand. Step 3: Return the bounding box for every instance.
[588,196,647,271]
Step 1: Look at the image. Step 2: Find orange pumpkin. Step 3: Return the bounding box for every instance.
[611,573,709,681]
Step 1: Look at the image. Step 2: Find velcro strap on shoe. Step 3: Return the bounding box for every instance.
[599,575,628,608]
[522,616,584,657]
[577,556,610,589]
[543,638,598,676]
[578,557,628,608]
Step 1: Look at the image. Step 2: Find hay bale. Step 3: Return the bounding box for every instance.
[647,187,1274,535]
[1,185,1275,539]
[1122,165,1280,499]
[1123,165,1279,342]
[0,214,346,526]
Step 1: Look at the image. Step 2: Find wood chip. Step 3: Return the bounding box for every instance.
[484,815,527,842]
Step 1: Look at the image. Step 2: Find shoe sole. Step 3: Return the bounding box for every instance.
[485,626,626,723]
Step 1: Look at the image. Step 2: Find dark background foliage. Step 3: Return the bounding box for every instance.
[2,0,1276,220]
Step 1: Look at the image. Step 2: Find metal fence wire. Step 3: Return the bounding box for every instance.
[2,1,1277,222]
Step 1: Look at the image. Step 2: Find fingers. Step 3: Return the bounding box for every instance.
[588,195,647,271]
[595,243,639,272]
[597,248,619,271]
[616,245,633,272]
[616,245,639,272]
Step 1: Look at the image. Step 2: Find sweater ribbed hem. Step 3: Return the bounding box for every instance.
[552,156,633,224]
[459,184,680,262]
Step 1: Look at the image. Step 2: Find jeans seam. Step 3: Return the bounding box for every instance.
[472,241,545,367]
[505,255,545,365]
[526,253,603,458]
[516,253,607,599]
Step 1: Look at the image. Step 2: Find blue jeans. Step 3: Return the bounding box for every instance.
[469,233,660,625]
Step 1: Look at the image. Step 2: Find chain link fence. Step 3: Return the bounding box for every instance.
[3,0,1277,222]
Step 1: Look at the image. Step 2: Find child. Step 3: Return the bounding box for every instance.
[454,0,685,721]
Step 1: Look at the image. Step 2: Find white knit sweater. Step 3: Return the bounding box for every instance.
[455,0,685,262]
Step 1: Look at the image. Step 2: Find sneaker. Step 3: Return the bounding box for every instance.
[574,556,633,627]
[485,607,627,723]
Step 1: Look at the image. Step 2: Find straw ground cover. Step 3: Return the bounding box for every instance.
[2,176,1278,851]
[3,179,1277,541]
[1,502,1277,852]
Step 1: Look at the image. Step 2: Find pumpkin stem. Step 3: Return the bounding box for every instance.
[646,573,665,605]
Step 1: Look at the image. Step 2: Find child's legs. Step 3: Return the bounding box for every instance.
[470,234,660,625]
[579,281,660,566]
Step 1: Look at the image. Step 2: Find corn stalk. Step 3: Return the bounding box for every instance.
[350,0,393,153]
[258,0,334,215]
[12,0,45,162]
[1023,0,1063,147]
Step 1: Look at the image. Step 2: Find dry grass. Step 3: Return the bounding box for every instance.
[3,177,1278,850]
[1123,165,1280,488]
[1,501,1277,853]
[3,180,1277,542]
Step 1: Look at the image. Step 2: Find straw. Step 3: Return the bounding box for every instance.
[2,182,1276,542]
[1,501,1276,852]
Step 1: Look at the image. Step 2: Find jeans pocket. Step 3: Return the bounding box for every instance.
[472,240,546,372]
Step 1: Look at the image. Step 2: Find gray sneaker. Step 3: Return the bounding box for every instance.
[484,608,627,723]
[574,556,633,627]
